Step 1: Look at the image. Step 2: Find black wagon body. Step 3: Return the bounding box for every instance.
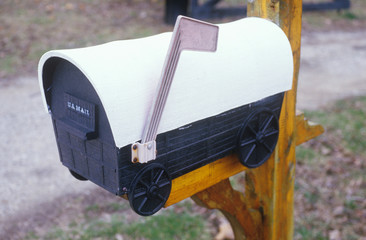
[44,57,284,215]
[39,17,293,216]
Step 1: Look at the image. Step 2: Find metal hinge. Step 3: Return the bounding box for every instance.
[131,141,157,164]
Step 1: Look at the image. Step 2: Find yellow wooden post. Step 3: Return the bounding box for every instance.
[164,0,324,239]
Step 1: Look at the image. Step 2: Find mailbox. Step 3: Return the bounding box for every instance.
[39,16,293,216]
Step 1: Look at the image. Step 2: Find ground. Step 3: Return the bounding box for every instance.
[0,1,366,239]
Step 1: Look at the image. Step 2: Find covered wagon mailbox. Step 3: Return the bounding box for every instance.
[39,16,293,216]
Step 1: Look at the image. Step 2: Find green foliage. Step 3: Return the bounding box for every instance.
[295,226,327,240]
[296,146,317,164]
[123,210,209,240]
[344,200,357,210]
[304,191,320,205]
[85,204,100,213]
[24,231,38,240]
[0,56,17,76]
[306,96,366,156]
[107,202,129,212]
[27,205,210,240]
[342,11,358,20]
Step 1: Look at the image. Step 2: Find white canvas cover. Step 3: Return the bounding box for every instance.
[39,17,293,148]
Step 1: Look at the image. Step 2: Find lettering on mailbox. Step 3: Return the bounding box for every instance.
[64,93,95,130]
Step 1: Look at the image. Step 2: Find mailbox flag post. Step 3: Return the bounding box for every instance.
[132,16,219,164]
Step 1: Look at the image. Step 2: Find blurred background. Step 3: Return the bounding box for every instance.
[0,0,365,239]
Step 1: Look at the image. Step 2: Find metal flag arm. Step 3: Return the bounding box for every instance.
[131,16,219,164]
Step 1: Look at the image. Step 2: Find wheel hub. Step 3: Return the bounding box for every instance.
[147,184,159,198]
[256,131,265,143]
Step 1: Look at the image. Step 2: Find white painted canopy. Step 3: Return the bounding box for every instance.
[39,17,293,148]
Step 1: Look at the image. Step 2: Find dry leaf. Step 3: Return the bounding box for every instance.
[333,206,344,217]
[215,222,234,240]
[329,229,341,240]
[115,234,124,240]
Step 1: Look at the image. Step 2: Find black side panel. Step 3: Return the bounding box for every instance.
[117,93,284,194]
[45,57,284,197]
[47,58,119,194]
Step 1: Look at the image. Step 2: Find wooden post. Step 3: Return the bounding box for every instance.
[192,0,324,239]
[164,0,323,239]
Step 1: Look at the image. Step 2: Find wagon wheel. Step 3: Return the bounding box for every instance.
[69,169,88,181]
[129,163,172,216]
[237,109,279,168]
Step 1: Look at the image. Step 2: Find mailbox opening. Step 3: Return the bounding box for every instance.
[42,58,119,194]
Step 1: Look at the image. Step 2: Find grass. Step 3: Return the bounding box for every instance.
[296,146,319,166]
[295,225,327,240]
[0,0,170,80]
[305,96,366,156]
[25,200,211,240]
[0,56,18,76]
[123,210,209,239]
[294,96,366,239]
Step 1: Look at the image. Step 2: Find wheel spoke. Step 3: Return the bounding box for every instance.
[262,142,272,153]
[154,169,164,184]
[140,179,150,188]
[138,197,148,212]
[248,124,257,136]
[240,138,256,148]
[247,144,257,158]
[258,113,263,129]
[264,130,278,138]
[261,115,274,132]
[153,204,163,214]
[134,190,147,199]
[158,180,171,188]
[243,144,256,163]
[157,193,165,201]
[150,169,155,182]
